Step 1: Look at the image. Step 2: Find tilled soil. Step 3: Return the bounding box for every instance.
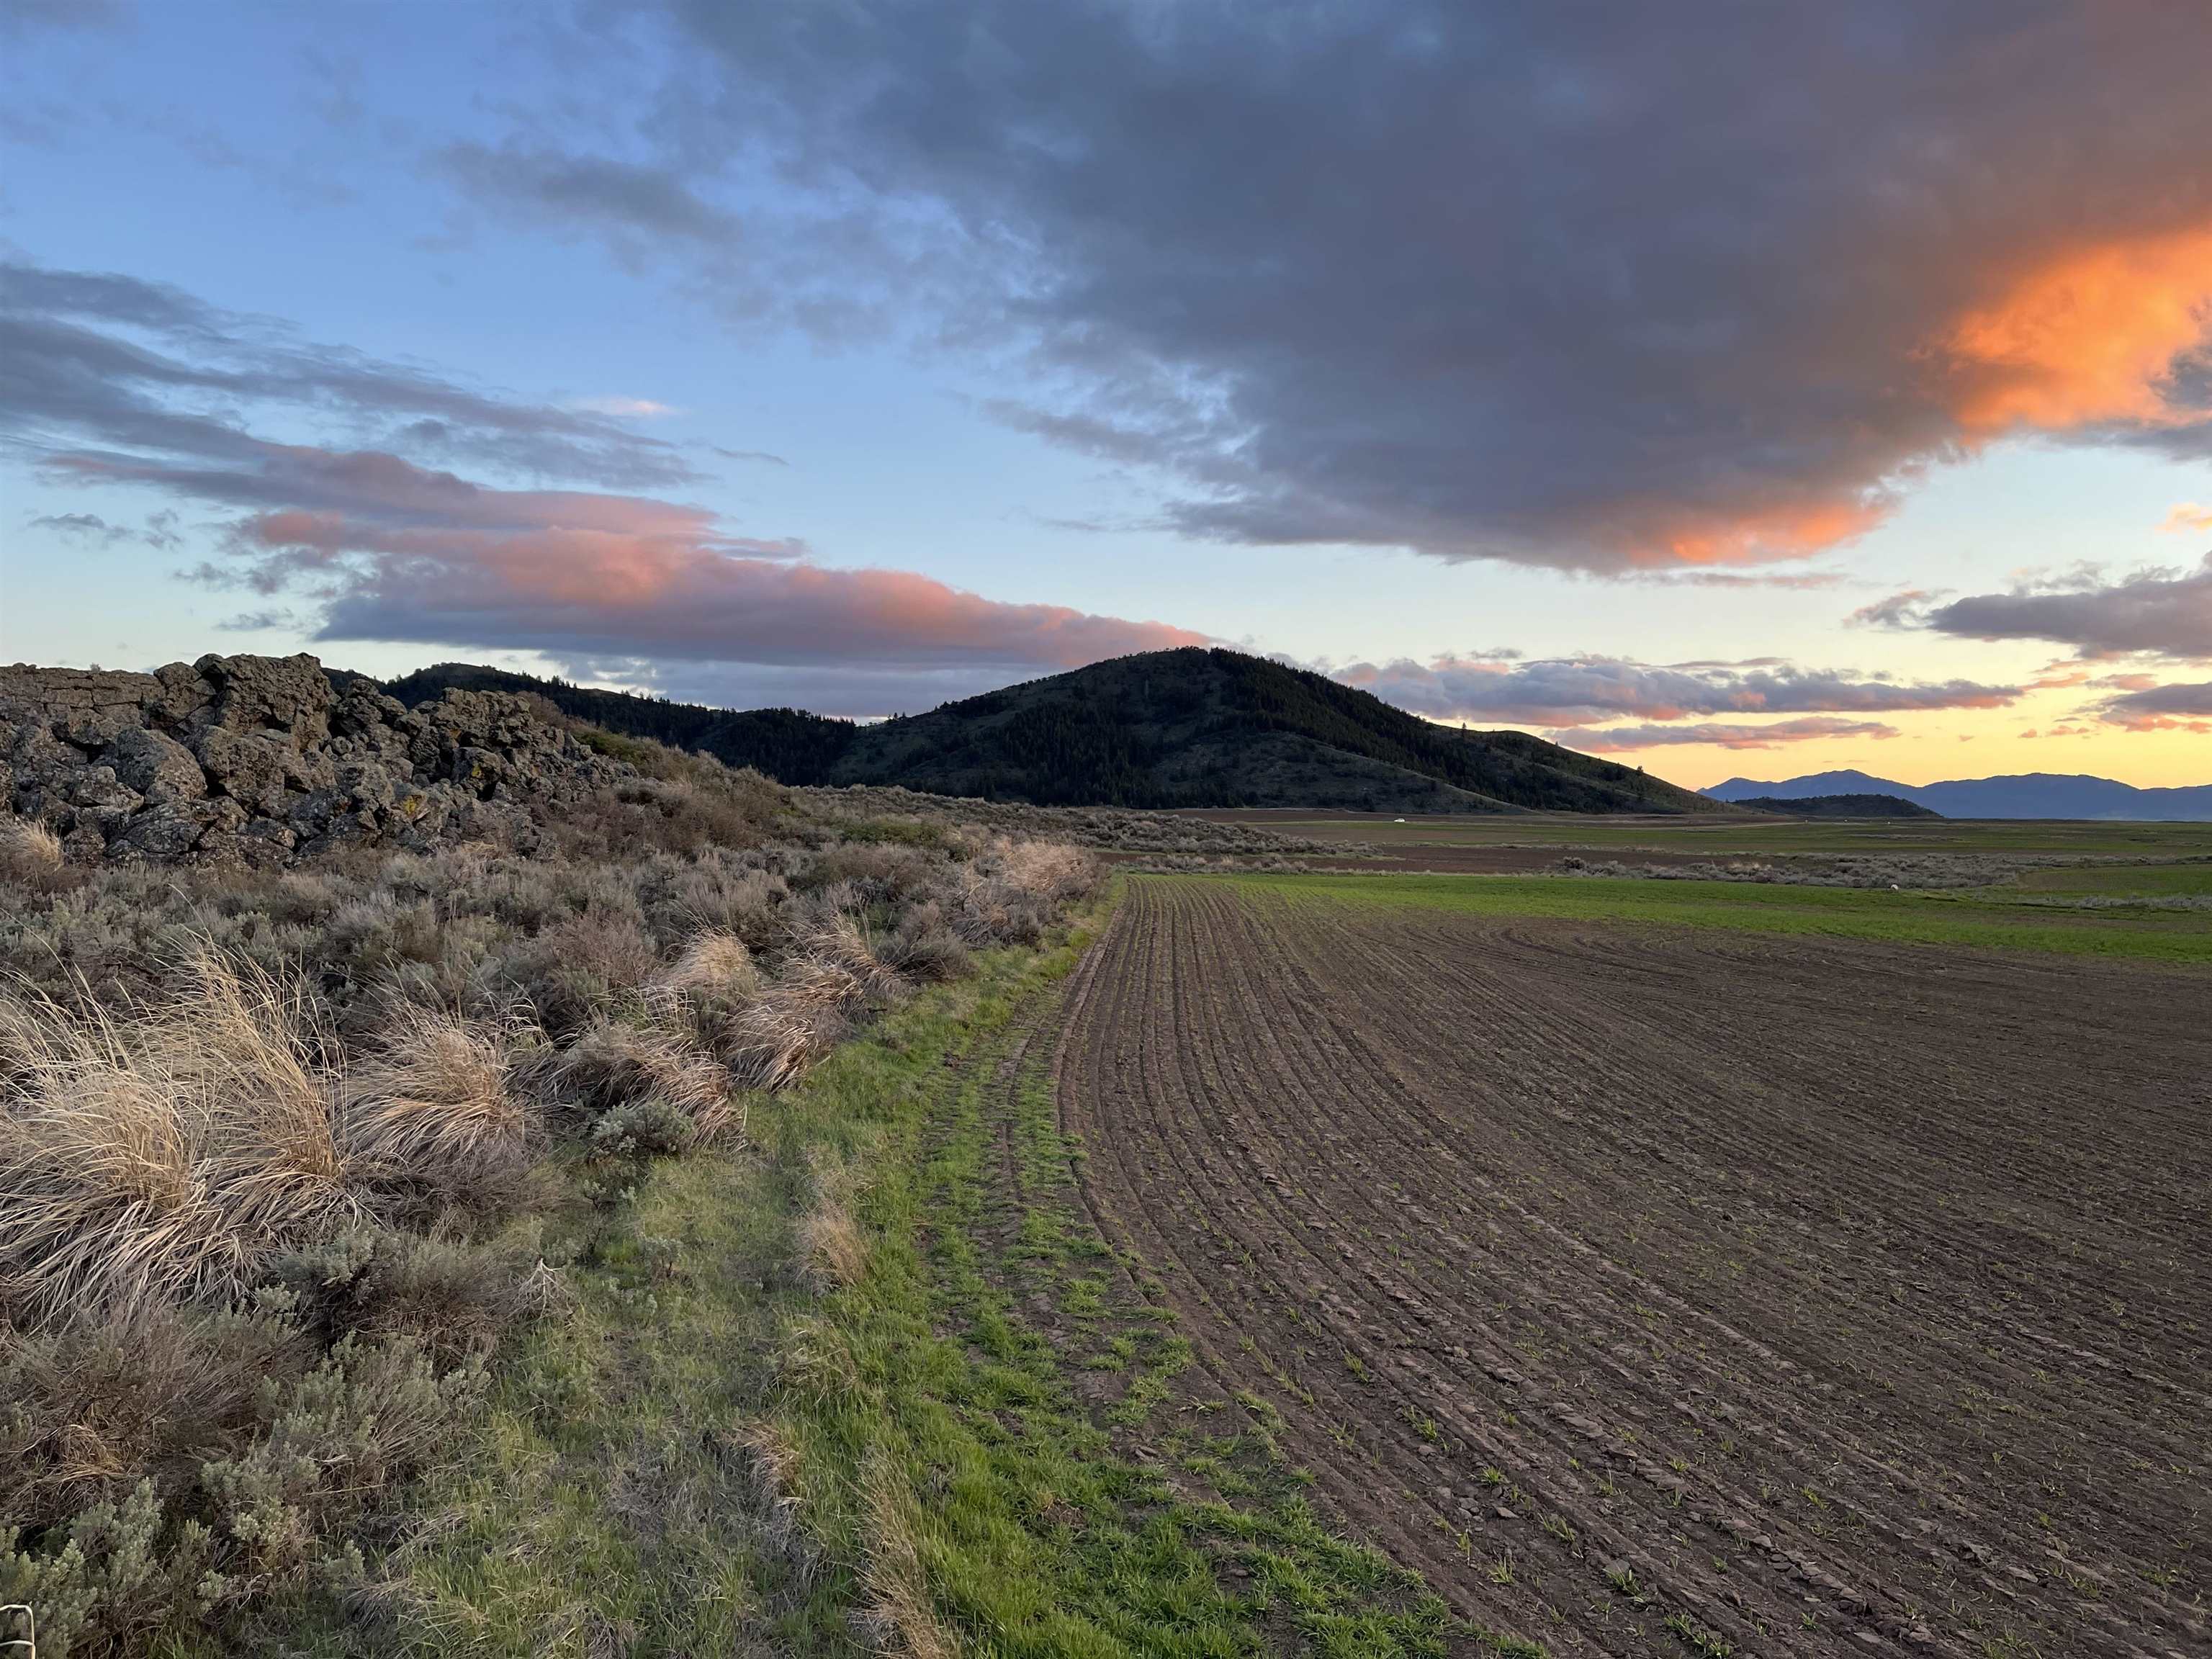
[1056,876,2211,1656]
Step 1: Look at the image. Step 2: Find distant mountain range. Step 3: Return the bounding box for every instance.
[386,648,1725,815]
[1706,768,2212,821]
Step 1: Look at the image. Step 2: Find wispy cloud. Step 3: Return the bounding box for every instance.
[1,258,698,488]
[26,511,130,544]
[567,395,681,419]
[1550,717,1899,752]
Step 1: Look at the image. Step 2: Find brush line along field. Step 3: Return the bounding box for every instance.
[1055,876,2210,1657]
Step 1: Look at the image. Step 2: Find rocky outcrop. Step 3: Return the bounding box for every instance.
[1,653,631,865]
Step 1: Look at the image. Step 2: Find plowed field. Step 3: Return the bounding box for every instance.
[1057,876,2211,1656]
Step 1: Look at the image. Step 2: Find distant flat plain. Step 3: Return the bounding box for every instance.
[1169,811,2212,963]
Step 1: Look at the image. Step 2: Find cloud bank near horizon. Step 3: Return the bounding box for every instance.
[1330,655,2019,729]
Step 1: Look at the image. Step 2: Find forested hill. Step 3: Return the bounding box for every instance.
[382,663,860,786]
[382,649,1723,814]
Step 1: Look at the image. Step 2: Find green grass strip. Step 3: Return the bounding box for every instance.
[381,903,1480,1655]
[1210,871,2212,963]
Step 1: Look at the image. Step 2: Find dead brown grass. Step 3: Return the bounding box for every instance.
[654,930,761,1002]
[557,1018,743,1147]
[857,1444,958,1659]
[343,1006,536,1210]
[0,813,63,883]
[0,953,356,1328]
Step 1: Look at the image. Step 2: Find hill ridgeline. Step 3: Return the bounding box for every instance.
[387,648,1722,815]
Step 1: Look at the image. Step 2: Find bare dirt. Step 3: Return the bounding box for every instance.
[1055,876,2211,1656]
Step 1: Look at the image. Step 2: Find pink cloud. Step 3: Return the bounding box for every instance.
[162,456,1210,673]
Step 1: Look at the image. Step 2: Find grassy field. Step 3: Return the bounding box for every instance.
[2013,860,2212,896]
[383,904,1460,1656]
[1215,870,2212,963]
[1184,810,2212,858]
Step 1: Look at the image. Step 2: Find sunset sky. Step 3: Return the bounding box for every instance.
[4,1,2209,790]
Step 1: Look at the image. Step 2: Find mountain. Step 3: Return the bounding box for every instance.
[1735,793,1941,819]
[387,649,1724,815]
[1707,768,2212,821]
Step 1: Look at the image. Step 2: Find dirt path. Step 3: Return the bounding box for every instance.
[1056,876,2211,1657]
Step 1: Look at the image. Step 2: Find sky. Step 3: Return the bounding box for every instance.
[2,1,2209,792]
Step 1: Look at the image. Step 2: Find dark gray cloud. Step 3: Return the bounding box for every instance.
[1869,556,2212,660]
[441,1,2212,570]
[1332,655,2018,728]
[0,259,698,488]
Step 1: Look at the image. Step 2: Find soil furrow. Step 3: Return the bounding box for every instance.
[1056,876,2212,1658]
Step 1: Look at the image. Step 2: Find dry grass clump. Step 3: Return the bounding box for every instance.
[343,1006,539,1215]
[0,953,354,1329]
[724,985,849,1095]
[856,1444,958,1659]
[721,922,899,1095]
[558,1018,745,1149]
[796,912,906,1007]
[0,812,64,881]
[655,930,761,1002]
[793,1148,866,1294]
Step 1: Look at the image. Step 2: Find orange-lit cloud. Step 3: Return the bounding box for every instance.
[1942,225,2212,436]
[2163,503,2212,534]
[1631,500,1896,570]
[2094,679,2212,733]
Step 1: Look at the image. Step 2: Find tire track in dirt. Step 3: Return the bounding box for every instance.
[1056,877,2212,1657]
